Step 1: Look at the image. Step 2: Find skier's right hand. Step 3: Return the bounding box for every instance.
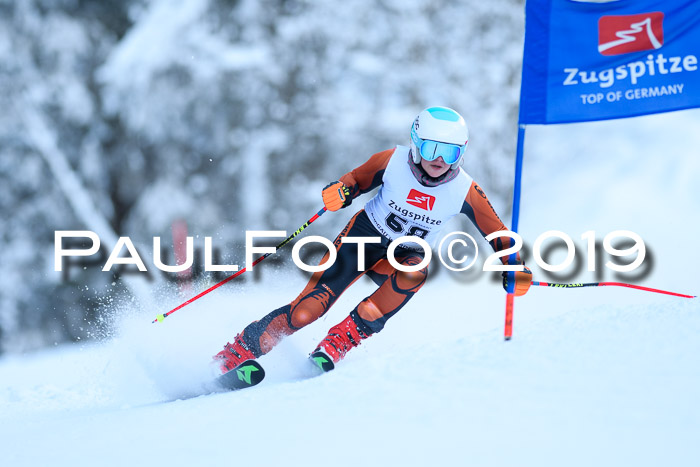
[322,181,351,211]
[502,265,533,296]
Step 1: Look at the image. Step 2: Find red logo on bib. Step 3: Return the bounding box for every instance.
[598,12,664,56]
[406,189,435,211]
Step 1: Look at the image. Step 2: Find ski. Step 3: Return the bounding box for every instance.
[216,359,266,391]
[309,350,335,372]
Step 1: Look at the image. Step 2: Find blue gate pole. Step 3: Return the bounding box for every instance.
[511,124,527,233]
[505,124,526,340]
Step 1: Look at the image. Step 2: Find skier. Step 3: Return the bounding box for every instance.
[213,106,533,374]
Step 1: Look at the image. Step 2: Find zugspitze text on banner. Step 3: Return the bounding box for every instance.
[519,0,700,124]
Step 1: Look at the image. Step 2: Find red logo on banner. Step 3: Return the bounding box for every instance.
[598,12,664,56]
[406,189,435,211]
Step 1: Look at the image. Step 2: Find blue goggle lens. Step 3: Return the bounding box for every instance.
[419,140,463,164]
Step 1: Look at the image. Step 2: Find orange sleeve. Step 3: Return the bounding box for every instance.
[338,149,393,200]
[462,181,521,265]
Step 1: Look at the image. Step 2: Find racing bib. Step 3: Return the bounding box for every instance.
[364,146,472,249]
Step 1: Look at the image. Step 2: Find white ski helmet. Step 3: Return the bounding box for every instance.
[410,106,469,170]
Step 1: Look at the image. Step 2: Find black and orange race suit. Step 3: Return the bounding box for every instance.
[239,149,517,357]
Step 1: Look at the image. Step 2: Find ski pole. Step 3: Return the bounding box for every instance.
[531,281,695,298]
[152,207,328,323]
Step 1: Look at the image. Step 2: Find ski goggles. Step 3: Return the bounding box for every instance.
[411,128,465,165]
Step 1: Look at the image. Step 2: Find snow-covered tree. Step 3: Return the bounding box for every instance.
[0,0,524,352]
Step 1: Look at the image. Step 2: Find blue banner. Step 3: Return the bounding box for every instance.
[519,0,700,124]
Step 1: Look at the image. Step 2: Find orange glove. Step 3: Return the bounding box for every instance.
[502,265,533,297]
[322,181,351,211]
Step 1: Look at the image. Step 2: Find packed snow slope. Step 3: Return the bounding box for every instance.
[2,110,699,466]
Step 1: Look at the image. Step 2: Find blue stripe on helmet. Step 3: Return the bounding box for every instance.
[426,107,460,122]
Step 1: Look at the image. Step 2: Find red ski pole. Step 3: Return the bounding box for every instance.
[531,281,696,298]
[152,207,328,323]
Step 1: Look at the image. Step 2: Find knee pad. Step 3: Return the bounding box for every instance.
[394,267,427,292]
[290,289,332,328]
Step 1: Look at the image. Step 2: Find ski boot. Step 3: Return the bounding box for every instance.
[310,314,369,372]
[213,333,257,373]
[212,333,265,390]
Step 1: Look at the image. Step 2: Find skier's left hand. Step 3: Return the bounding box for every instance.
[502,265,532,296]
[322,181,351,211]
